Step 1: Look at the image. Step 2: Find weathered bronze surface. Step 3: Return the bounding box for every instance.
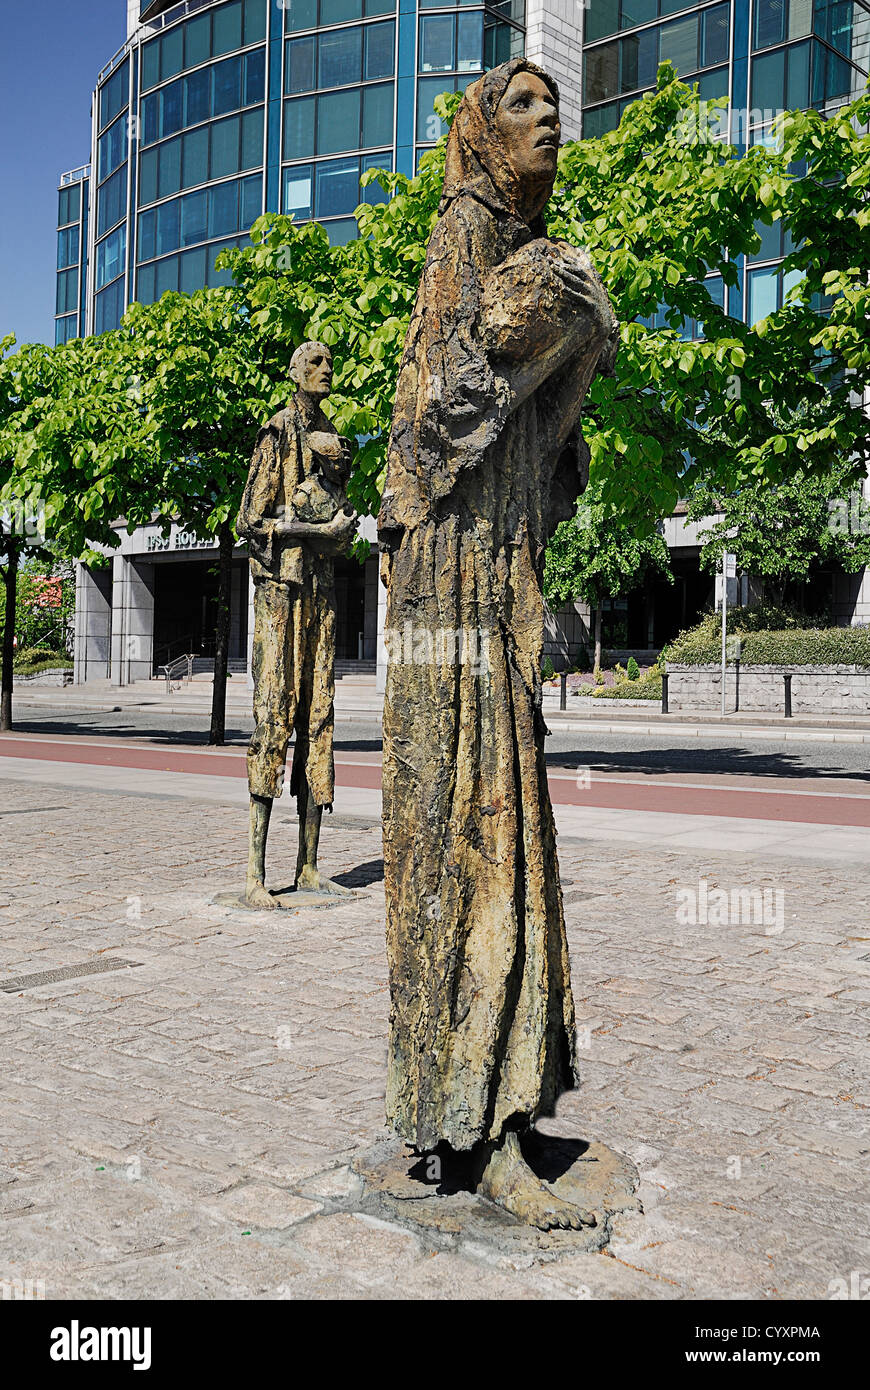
[377,61,619,1227]
[237,342,358,909]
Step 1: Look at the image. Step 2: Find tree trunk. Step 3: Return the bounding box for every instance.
[1,543,20,733]
[593,601,603,676]
[209,521,234,746]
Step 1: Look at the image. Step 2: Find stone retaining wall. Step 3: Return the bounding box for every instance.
[665,663,870,714]
[15,667,73,687]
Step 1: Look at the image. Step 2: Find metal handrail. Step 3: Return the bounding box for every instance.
[158,652,196,691]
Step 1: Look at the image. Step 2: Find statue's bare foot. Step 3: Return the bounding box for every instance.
[245,879,278,910]
[295,865,353,896]
[476,1131,596,1231]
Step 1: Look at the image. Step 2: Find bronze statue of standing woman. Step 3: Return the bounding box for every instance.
[378,61,619,1228]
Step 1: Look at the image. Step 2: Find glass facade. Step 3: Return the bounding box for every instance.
[55,169,90,345]
[59,0,528,337]
[580,0,869,331]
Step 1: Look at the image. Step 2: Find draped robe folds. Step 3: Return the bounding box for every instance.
[378,68,619,1154]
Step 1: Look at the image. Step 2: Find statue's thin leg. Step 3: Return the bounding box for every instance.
[245,794,277,910]
[473,1128,596,1232]
[294,780,352,896]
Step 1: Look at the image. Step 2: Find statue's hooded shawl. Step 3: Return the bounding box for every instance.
[378,60,618,1152]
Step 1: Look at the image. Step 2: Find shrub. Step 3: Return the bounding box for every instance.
[664,613,870,666]
[541,656,556,681]
[626,657,640,680]
[12,646,59,669]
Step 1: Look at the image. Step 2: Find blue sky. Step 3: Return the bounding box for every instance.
[0,2,124,348]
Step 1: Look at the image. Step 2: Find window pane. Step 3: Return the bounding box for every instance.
[57,225,79,269]
[366,0,395,13]
[326,216,357,245]
[751,46,785,107]
[583,100,621,138]
[241,108,264,168]
[213,56,242,116]
[750,217,782,261]
[244,47,266,104]
[284,163,314,218]
[95,279,125,333]
[703,3,730,66]
[55,315,76,345]
[138,208,157,263]
[185,13,211,67]
[207,248,234,287]
[181,188,209,245]
[180,245,208,294]
[483,18,523,66]
[285,0,317,31]
[365,20,395,79]
[748,266,779,323]
[788,38,810,107]
[789,0,813,41]
[211,115,241,178]
[142,91,159,146]
[161,27,184,82]
[157,199,180,256]
[137,262,156,304]
[185,67,211,126]
[100,59,128,129]
[319,27,362,88]
[321,0,361,22]
[584,42,619,103]
[96,225,126,290]
[161,79,184,138]
[416,74,452,141]
[241,173,262,227]
[213,1,243,57]
[56,268,76,315]
[140,148,158,206]
[287,36,316,92]
[420,15,455,72]
[457,12,483,71]
[361,149,390,203]
[142,39,160,91]
[155,255,179,298]
[660,15,699,74]
[210,179,240,237]
[284,96,316,157]
[621,0,655,25]
[315,156,360,218]
[362,82,393,146]
[317,88,361,154]
[158,137,182,198]
[244,0,267,45]
[183,125,210,187]
[97,165,127,236]
[585,0,619,42]
[697,65,729,99]
[621,27,658,91]
[754,0,786,47]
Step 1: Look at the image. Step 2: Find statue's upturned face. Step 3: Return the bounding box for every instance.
[494,72,560,184]
[292,345,333,398]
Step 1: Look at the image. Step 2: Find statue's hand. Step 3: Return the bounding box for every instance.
[307,430,348,461]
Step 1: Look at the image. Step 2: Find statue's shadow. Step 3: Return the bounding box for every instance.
[406,1133,591,1197]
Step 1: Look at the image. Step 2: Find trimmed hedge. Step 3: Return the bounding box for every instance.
[665,612,870,667]
[14,658,73,677]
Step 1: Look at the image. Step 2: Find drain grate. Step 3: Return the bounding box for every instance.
[1,958,143,993]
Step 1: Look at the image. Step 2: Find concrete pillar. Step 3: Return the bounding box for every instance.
[110,555,155,686]
[74,562,112,683]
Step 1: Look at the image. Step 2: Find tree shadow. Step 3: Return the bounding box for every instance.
[546,743,870,782]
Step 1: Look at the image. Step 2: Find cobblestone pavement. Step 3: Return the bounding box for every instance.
[0,773,868,1300]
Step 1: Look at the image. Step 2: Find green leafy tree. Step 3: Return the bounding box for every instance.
[0,331,155,729]
[689,457,870,608]
[122,286,284,744]
[544,483,673,672]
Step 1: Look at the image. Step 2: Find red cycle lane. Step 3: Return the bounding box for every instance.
[2,734,869,828]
